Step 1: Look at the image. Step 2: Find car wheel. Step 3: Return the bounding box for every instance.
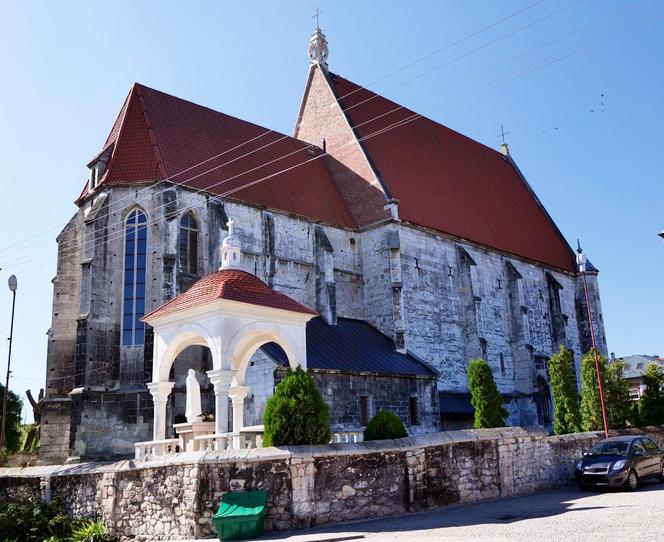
[626,470,639,491]
[659,463,664,483]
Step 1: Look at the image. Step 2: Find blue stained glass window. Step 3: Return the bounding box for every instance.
[122,210,148,346]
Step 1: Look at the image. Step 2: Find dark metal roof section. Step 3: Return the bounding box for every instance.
[261,317,437,377]
[439,392,474,415]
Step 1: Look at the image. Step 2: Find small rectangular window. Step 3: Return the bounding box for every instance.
[409,396,421,426]
[359,396,371,426]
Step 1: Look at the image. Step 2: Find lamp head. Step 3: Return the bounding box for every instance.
[7,275,17,292]
[575,240,586,273]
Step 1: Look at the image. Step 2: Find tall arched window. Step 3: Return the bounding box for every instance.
[122,209,148,346]
[179,212,198,275]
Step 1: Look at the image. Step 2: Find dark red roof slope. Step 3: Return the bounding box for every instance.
[83,84,356,228]
[143,269,317,321]
[327,73,576,272]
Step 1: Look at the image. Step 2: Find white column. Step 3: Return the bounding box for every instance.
[206,369,235,435]
[228,385,250,432]
[147,381,174,441]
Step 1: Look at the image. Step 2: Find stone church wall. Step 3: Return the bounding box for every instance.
[6,426,664,541]
[42,183,367,462]
[396,223,606,426]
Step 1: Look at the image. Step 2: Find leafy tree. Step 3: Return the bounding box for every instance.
[0,383,23,453]
[263,367,330,447]
[363,410,408,441]
[639,363,664,426]
[604,360,630,429]
[580,349,609,431]
[548,345,581,434]
[467,358,507,429]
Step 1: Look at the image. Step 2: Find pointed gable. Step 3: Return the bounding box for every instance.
[80,84,356,229]
[324,73,576,272]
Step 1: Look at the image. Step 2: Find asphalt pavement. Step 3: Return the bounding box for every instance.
[254,481,664,542]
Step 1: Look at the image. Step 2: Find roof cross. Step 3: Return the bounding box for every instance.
[498,124,509,144]
[312,7,323,29]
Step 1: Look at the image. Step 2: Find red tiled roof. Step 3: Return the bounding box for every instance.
[142,269,318,321]
[327,73,576,272]
[83,83,356,229]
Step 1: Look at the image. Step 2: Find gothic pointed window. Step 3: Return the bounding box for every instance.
[122,210,148,347]
[179,212,198,275]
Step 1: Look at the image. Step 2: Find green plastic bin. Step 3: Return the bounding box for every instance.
[211,490,268,541]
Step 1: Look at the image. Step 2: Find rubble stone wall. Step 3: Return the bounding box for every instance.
[7,427,661,541]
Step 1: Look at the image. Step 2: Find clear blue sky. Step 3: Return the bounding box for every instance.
[0,1,662,421]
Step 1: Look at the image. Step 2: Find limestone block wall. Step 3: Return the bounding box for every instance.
[6,426,664,541]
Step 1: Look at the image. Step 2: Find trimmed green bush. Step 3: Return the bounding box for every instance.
[639,363,664,426]
[467,358,507,428]
[263,367,331,447]
[363,410,408,441]
[580,349,609,431]
[605,360,630,429]
[548,345,581,435]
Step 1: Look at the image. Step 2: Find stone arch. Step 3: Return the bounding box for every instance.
[224,322,302,385]
[155,323,218,382]
[120,203,148,223]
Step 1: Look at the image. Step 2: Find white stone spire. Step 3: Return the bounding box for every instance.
[308,25,328,69]
[220,218,242,271]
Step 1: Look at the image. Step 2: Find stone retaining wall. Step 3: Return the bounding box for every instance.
[2,426,663,541]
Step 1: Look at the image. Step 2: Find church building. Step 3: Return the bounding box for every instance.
[40,27,606,463]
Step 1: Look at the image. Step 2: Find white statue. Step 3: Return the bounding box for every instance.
[185,369,203,423]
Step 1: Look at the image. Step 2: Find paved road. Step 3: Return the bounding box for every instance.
[258,481,664,542]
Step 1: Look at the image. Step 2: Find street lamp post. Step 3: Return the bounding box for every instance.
[576,244,609,438]
[0,275,17,451]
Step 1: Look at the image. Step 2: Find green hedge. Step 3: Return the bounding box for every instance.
[363,410,408,441]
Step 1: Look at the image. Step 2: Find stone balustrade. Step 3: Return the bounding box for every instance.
[331,431,364,443]
[133,438,180,461]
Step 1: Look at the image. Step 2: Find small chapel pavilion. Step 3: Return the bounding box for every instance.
[138,221,317,457]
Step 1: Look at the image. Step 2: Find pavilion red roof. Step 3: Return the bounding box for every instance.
[142,269,317,321]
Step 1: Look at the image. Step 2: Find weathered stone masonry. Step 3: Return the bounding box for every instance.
[6,427,663,541]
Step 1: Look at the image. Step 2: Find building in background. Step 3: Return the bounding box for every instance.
[617,354,664,400]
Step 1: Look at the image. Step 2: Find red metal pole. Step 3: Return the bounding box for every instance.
[581,271,609,438]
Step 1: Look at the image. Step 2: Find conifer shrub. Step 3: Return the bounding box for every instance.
[580,349,609,431]
[548,345,581,434]
[467,358,508,428]
[605,359,630,429]
[263,367,330,447]
[639,363,664,426]
[363,410,408,441]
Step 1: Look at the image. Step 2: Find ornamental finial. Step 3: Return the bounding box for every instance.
[308,21,328,69]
